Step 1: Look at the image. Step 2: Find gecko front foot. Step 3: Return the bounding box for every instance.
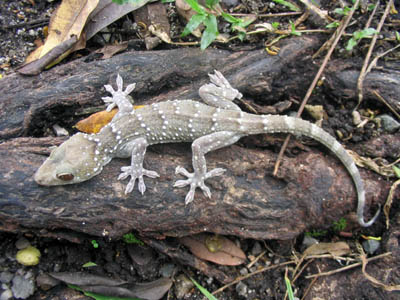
[118,166,159,195]
[173,166,226,204]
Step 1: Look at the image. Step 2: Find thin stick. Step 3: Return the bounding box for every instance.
[305,252,392,279]
[231,12,302,18]
[356,0,393,109]
[273,0,361,176]
[372,89,400,120]
[246,250,267,268]
[301,275,319,300]
[212,260,295,295]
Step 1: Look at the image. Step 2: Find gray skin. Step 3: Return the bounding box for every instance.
[35,71,379,227]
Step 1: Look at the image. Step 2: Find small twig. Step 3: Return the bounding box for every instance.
[231,12,302,18]
[246,250,266,268]
[356,0,393,109]
[300,273,319,300]
[273,0,361,176]
[292,258,314,283]
[305,252,392,279]
[365,0,380,29]
[366,43,400,74]
[361,254,400,291]
[372,89,400,120]
[0,18,49,30]
[212,260,295,295]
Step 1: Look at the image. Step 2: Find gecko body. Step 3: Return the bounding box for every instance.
[35,71,379,227]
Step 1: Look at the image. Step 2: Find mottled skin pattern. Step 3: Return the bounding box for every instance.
[35,71,379,227]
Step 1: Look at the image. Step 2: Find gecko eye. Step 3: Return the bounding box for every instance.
[57,173,74,181]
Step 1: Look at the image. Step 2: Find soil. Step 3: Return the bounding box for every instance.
[1,0,400,299]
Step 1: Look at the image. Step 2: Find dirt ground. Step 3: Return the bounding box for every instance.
[1,0,400,299]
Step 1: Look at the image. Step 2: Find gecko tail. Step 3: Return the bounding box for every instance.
[358,204,380,227]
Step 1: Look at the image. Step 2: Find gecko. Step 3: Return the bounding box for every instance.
[34,71,379,227]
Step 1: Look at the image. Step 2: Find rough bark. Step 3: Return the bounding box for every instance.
[0,37,397,240]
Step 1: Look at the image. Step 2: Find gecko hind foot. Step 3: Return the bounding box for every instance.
[173,166,226,204]
[118,166,159,195]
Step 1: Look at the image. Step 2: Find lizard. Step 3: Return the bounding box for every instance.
[34,71,379,227]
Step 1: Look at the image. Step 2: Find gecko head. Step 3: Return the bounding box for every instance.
[35,133,107,186]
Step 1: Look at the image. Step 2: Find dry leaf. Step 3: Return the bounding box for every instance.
[84,0,153,40]
[26,0,99,64]
[95,42,128,59]
[383,179,400,229]
[75,105,145,134]
[303,242,350,257]
[18,35,77,75]
[180,234,246,266]
[361,255,400,291]
[347,150,395,177]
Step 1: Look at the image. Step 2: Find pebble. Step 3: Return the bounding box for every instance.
[174,274,194,299]
[15,237,30,250]
[239,267,249,276]
[220,0,240,8]
[251,241,263,256]
[0,289,13,300]
[236,281,248,297]
[159,263,175,278]
[11,272,35,299]
[362,239,380,255]
[0,272,13,284]
[302,235,319,250]
[377,114,400,133]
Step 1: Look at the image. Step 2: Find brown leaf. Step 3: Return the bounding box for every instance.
[75,105,145,134]
[48,272,127,286]
[75,108,117,134]
[133,2,171,47]
[25,0,99,64]
[18,35,77,75]
[84,0,153,40]
[95,42,128,59]
[303,242,351,257]
[180,234,246,266]
[80,279,174,300]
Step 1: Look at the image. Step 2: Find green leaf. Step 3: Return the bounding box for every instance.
[190,277,218,300]
[393,165,400,178]
[69,285,141,300]
[284,275,295,300]
[396,31,400,42]
[272,0,300,12]
[82,261,97,268]
[181,14,206,37]
[91,240,99,248]
[362,28,378,37]
[206,0,219,8]
[201,15,218,50]
[184,0,205,14]
[272,22,280,29]
[346,38,357,51]
[221,11,240,24]
[332,217,347,231]
[334,6,351,15]
[326,21,340,28]
[289,21,301,36]
[237,31,246,41]
[123,233,144,245]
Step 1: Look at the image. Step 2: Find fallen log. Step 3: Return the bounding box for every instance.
[0,37,396,240]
